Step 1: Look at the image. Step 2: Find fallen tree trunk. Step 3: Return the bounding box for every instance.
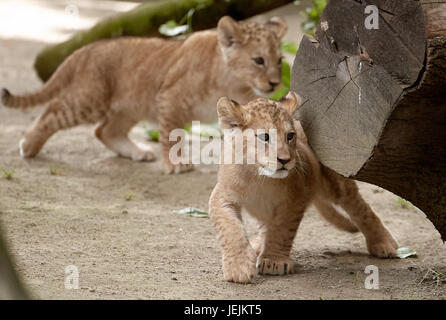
[0,225,29,299]
[34,0,293,81]
[291,0,446,240]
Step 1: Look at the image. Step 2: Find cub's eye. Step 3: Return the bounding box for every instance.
[252,57,265,66]
[257,133,269,142]
[287,132,295,141]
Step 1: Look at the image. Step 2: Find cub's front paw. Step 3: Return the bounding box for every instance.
[163,161,194,174]
[257,256,295,276]
[222,249,257,284]
[367,232,398,258]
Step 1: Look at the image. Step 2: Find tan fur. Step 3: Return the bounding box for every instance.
[209,92,398,283]
[1,16,286,173]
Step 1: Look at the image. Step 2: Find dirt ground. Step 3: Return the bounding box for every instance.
[0,4,445,300]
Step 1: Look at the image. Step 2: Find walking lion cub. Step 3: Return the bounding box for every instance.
[2,16,287,174]
[209,92,398,283]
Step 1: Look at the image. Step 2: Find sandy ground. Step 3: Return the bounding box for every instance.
[0,2,445,300]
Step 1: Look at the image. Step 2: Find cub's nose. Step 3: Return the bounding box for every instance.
[277,157,290,166]
[269,81,280,88]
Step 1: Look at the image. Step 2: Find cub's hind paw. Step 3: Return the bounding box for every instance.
[163,162,194,175]
[257,256,295,276]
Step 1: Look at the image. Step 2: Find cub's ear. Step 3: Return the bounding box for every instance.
[279,91,302,115]
[293,119,308,144]
[217,16,244,48]
[265,17,287,39]
[217,97,246,129]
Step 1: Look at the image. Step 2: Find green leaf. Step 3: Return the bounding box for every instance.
[302,21,316,32]
[270,60,292,101]
[315,0,327,10]
[173,207,209,218]
[281,60,291,88]
[186,8,195,31]
[281,41,299,55]
[125,193,136,201]
[396,197,413,209]
[396,247,417,259]
[270,85,289,101]
[145,129,159,142]
[160,8,195,37]
[1,167,15,180]
[145,122,221,141]
[191,122,222,138]
[301,0,327,35]
[159,22,189,37]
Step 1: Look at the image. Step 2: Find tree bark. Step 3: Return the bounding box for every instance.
[291,0,446,240]
[34,0,293,82]
[0,225,29,299]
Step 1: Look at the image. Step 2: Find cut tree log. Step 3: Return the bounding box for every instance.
[291,0,446,240]
[0,225,29,299]
[34,0,293,82]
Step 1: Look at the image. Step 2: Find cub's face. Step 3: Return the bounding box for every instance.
[217,16,287,96]
[217,92,305,179]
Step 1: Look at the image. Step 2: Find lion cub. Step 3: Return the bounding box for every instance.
[209,92,398,283]
[1,16,286,174]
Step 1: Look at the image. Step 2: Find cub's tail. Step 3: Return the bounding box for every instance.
[2,56,75,109]
[313,199,359,233]
[2,84,59,109]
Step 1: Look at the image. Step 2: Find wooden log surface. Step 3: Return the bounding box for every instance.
[34,0,294,82]
[0,225,29,299]
[291,0,446,240]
